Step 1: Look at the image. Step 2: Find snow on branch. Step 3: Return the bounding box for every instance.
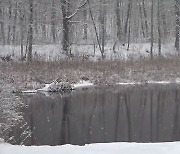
[66,0,88,19]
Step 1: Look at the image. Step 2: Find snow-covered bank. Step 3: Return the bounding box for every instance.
[0,76,30,143]
[21,80,94,94]
[117,79,180,85]
[73,80,94,89]
[1,142,180,154]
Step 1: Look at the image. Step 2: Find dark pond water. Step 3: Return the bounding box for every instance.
[9,84,180,145]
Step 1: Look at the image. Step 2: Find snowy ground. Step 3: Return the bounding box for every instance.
[0,42,177,61]
[1,142,180,154]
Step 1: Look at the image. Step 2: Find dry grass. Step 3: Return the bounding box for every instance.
[1,57,180,89]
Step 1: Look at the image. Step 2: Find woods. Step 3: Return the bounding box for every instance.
[0,0,178,59]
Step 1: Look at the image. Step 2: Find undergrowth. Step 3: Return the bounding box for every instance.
[0,57,180,89]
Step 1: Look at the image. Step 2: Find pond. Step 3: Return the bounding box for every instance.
[9,84,180,145]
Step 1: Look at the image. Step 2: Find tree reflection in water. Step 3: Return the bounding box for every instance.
[10,85,180,145]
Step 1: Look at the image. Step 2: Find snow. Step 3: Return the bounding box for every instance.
[37,82,56,92]
[21,80,94,93]
[21,79,180,94]
[22,90,38,93]
[73,80,94,89]
[117,80,180,85]
[0,43,177,61]
[1,142,180,154]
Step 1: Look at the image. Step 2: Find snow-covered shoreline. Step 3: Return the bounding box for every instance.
[117,79,180,85]
[1,141,180,154]
[0,76,31,144]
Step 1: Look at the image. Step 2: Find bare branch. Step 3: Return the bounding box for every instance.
[66,0,88,19]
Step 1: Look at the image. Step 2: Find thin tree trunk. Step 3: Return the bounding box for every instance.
[175,0,180,54]
[12,2,18,45]
[150,0,154,59]
[99,0,106,59]
[61,0,70,54]
[116,0,122,41]
[83,8,88,39]
[157,0,161,56]
[19,3,25,59]
[7,1,12,45]
[160,0,168,40]
[51,0,56,43]
[27,0,33,62]
[142,0,149,39]
[0,3,5,45]
[138,0,145,38]
[87,0,103,59]
[124,0,131,42]
[34,10,38,36]
[127,0,132,50]
[42,10,46,40]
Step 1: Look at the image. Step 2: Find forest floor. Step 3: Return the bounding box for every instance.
[1,57,180,90]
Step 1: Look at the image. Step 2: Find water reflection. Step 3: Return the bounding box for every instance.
[13,85,180,145]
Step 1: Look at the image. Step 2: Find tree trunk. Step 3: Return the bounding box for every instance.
[175,0,180,54]
[142,0,149,40]
[61,0,70,54]
[138,0,145,38]
[18,3,25,60]
[83,8,88,40]
[127,0,132,50]
[42,10,46,40]
[12,2,18,45]
[124,0,131,42]
[87,0,103,58]
[150,0,154,59]
[0,3,5,45]
[51,0,56,43]
[160,0,168,40]
[157,0,161,56]
[7,1,12,45]
[19,3,25,59]
[61,0,87,55]
[99,0,106,59]
[115,0,122,41]
[27,0,33,62]
[34,9,38,36]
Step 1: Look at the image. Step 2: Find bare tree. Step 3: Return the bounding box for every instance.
[157,0,161,56]
[87,0,104,59]
[0,1,5,45]
[150,0,154,59]
[127,0,132,50]
[51,0,56,43]
[12,2,18,45]
[27,0,33,62]
[99,0,106,59]
[124,0,132,42]
[142,0,149,40]
[160,0,168,40]
[115,0,122,41]
[7,1,12,45]
[175,0,180,54]
[83,8,88,39]
[138,0,145,38]
[60,0,88,55]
